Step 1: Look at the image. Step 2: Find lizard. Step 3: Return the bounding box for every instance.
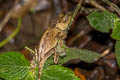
[37,13,72,80]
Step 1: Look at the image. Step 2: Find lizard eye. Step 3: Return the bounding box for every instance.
[63,16,68,22]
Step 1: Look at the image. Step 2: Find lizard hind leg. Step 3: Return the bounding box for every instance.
[53,48,59,64]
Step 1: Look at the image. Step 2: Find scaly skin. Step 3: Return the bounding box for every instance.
[38,13,72,80]
[38,13,72,61]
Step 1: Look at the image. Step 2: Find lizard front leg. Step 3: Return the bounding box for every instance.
[53,40,67,65]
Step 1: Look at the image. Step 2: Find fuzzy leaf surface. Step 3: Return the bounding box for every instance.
[115,41,120,68]
[87,11,117,32]
[0,52,35,80]
[62,48,101,63]
[41,65,80,80]
[44,48,101,68]
[111,21,120,40]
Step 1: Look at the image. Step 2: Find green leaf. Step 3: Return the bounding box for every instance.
[41,65,80,80]
[0,77,3,80]
[44,56,54,69]
[44,48,101,69]
[62,48,101,63]
[111,21,120,40]
[87,11,117,33]
[115,40,120,68]
[0,52,35,80]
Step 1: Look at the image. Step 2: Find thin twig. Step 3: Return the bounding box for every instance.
[101,48,111,57]
[25,46,35,54]
[90,0,107,11]
[103,0,120,15]
[0,10,13,32]
[83,7,100,14]
[0,0,17,32]
[79,36,92,48]
[85,0,107,11]
[0,17,22,48]
[68,0,83,27]
[101,43,113,57]
[67,31,85,46]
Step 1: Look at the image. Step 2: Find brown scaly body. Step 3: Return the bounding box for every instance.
[37,13,72,80]
[38,28,60,60]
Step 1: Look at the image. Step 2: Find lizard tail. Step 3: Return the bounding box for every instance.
[38,53,53,80]
[38,62,43,80]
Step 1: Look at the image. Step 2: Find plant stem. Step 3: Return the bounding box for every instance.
[89,0,107,11]
[103,0,120,15]
[25,46,35,54]
[68,0,83,27]
[0,9,13,32]
[0,17,22,48]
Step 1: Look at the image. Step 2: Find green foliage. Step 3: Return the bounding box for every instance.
[0,51,82,80]
[0,52,35,80]
[44,48,101,68]
[0,77,3,80]
[87,11,117,33]
[63,48,101,63]
[88,11,120,69]
[44,56,54,69]
[41,65,80,80]
[111,19,120,40]
[115,40,120,68]
[0,17,22,48]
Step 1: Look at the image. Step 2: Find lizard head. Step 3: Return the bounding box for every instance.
[56,13,72,31]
